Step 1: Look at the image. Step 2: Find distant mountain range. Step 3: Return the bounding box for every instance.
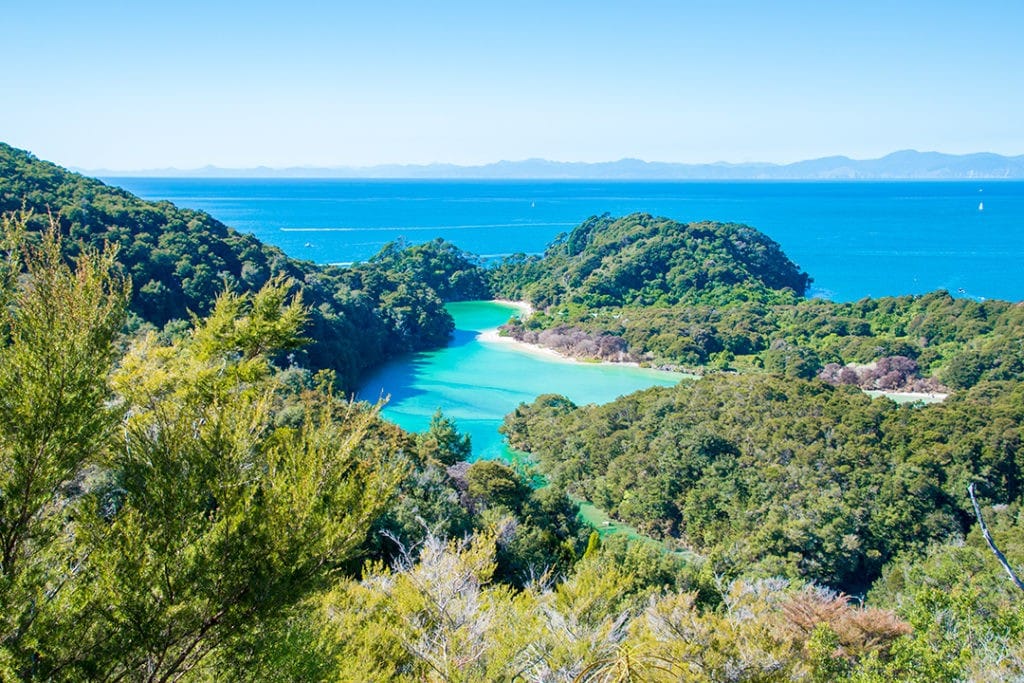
[82,150,1024,180]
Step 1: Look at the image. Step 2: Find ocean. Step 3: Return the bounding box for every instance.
[105,178,1024,303]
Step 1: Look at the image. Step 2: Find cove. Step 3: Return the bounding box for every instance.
[358,301,686,459]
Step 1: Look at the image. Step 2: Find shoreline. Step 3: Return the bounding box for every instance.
[477,327,643,368]
[482,298,644,368]
[491,298,534,317]
[864,389,948,404]
[479,301,949,402]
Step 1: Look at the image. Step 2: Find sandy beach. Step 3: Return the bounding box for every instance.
[481,302,950,402]
[864,389,948,404]
[478,300,642,367]
[491,298,534,316]
[477,327,643,368]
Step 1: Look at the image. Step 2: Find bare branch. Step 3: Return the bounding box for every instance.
[969,482,1024,593]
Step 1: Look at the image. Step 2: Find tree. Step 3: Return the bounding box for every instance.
[56,282,406,681]
[319,531,547,681]
[466,461,529,512]
[418,409,471,466]
[0,215,129,678]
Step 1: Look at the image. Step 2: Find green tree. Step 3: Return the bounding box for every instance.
[0,216,129,678]
[319,531,542,681]
[418,408,472,466]
[466,461,530,512]
[57,282,406,681]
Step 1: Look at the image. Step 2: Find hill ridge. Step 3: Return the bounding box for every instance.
[79,149,1024,179]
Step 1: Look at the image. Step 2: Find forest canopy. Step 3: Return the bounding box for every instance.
[502,373,1024,590]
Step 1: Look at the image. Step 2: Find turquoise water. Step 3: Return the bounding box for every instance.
[106,178,1024,303]
[357,301,685,457]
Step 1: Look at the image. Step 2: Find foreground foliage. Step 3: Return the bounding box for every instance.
[312,531,923,681]
[0,219,128,677]
[0,217,407,679]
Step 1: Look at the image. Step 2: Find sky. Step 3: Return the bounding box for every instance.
[5,0,1024,170]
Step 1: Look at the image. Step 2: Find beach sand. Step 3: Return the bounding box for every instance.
[478,300,641,367]
[477,328,642,368]
[482,301,949,402]
[492,298,534,316]
[864,389,948,404]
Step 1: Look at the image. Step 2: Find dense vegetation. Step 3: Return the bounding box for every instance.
[0,143,490,390]
[493,213,1024,390]
[306,523,1024,682]
[486,213,1024,675]
[2,148,1023,679]
[502,374,1023,590]
[3,215,1022,679]
[491,213,810,310]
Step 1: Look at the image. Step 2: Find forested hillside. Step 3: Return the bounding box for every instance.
[487,215,1024,677]
[0,143,490,390]
[491,213,810,309]
[502,374,1024,590]
[494,213,1024,390]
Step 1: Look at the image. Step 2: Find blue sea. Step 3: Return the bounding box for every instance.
[105,178,1024,302]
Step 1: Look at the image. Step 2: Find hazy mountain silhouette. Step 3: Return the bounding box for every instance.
[83,150,1024,180]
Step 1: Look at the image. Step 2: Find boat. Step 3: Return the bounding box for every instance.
[979,202,984,211]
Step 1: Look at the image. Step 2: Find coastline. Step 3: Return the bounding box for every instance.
[479,299,642,368]
[864,389,948,404]
[480,301,949,403]
[477,327,643,368]
[491,298,534,317]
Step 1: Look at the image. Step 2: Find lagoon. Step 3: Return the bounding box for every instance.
[357,300,685,458]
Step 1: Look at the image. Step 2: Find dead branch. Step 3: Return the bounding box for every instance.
[968,482,1024,593]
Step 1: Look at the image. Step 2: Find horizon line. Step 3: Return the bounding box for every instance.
[74,149,1024,176]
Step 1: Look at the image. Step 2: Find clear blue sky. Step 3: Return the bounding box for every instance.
[5,0,1023,169]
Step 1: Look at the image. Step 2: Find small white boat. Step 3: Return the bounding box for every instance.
[979,202,984,211]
